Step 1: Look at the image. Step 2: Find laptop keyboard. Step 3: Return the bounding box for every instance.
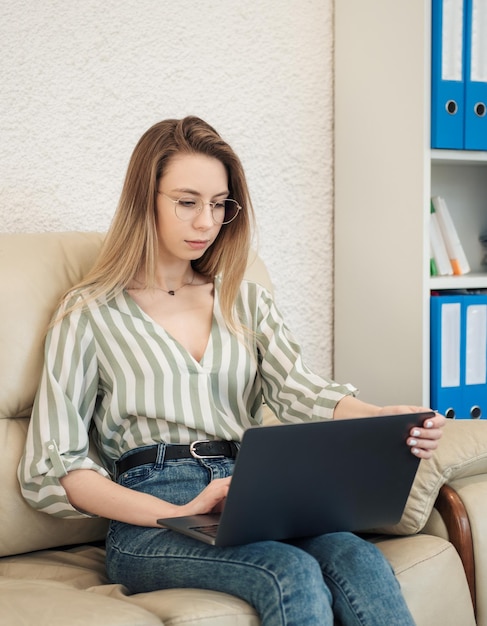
[191,524,220,538]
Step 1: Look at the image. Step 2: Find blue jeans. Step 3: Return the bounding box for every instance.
[106,444,415,626]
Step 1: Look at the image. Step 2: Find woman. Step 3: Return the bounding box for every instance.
[19,116,445,625]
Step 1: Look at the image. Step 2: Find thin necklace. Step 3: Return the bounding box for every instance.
[128,271,195,296]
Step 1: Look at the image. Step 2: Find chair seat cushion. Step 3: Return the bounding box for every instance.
[0,535,475,626]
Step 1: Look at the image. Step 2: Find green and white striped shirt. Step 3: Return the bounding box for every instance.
[19,278,356,518]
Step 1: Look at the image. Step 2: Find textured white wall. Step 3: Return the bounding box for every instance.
[0,0,335,378]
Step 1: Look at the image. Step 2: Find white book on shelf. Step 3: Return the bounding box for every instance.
[430,204,453,275]
[431,196,471,275]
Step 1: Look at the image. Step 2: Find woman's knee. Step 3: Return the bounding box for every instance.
[294,531,395,579]
[246,543,333,625]
[267,542,325,585]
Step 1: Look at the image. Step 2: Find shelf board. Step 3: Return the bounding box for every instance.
[431,149,487,165]
[430,272,487,290]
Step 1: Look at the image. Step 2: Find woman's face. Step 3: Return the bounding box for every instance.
[155,153,227,264]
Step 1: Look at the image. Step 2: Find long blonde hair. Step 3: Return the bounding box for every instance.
[65,116,255,332]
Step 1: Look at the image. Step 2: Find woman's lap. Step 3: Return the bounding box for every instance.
[106,451,414,626]
[106,522,334,625]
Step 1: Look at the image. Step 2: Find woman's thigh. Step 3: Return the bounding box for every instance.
[106,523,333,626]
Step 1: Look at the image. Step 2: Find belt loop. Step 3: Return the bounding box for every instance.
[155,442,166,469]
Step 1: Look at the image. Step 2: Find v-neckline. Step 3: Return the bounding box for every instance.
[121,288,218,368]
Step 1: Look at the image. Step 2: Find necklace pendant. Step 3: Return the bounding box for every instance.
[168,290,175,296]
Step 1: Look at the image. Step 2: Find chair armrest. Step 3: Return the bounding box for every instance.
[374,420,487,536]
[435,484,476,615]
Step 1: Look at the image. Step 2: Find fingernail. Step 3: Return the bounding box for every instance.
[425,420,433,428]
[412,448,420,455]
[409,438,418,446]
[412,429,421,437]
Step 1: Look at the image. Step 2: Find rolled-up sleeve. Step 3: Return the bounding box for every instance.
[18,300,109,518]
[254,286,357,422]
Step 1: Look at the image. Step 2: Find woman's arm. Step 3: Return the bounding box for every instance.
[60,470,231,527]
[333,395,446,460]
[250,285,445,459]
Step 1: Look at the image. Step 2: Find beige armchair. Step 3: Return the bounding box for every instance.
[0,231,483,625]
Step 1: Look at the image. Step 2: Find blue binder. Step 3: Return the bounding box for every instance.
[464,0,487,150]
[430,293,487,419]
[462,295,487,417]
[430,295,463,417]
[431,0,466,149]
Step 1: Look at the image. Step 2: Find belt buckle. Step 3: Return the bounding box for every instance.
[189,439,225,459]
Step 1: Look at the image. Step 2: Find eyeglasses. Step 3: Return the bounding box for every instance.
[159,192,241,225]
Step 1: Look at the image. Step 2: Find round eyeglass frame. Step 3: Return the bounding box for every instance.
[158,192,241,225]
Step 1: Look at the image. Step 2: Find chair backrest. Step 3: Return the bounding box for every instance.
[0,231,273,556]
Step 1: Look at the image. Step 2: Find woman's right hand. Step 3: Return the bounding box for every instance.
[179,476,232,516]
[61,469,232,527]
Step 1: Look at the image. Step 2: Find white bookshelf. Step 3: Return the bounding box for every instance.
[334,1,487,407]
[430,274,487,290]
[431,149,487,164]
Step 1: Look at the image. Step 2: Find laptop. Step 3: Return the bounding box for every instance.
[157,411,432,547]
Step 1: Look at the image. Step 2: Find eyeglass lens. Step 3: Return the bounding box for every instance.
[175,198,240,224]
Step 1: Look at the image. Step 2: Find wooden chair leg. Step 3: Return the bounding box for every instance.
[435,484,476,617]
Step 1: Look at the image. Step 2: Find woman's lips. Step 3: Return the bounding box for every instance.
[185,240,209,250]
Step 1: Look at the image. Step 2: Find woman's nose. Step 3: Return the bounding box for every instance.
[193,203,216,229]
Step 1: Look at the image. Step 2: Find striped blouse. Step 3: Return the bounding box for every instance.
[18,278,356,518]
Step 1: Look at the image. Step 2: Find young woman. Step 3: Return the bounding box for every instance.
[19,116,445,625]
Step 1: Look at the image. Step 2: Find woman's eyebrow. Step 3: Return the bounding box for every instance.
[171,187,229,197]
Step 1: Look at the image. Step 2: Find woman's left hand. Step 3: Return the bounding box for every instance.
[377,405,446,459]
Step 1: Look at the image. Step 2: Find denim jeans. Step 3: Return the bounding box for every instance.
[106,444,415,626]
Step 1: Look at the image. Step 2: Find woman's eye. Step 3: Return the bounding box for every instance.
[178,199,197,208]
[213,201,226,210]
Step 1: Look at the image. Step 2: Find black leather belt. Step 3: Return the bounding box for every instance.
[116,440,239,476]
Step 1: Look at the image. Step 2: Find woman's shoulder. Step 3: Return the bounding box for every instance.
[214,274,272,300]
[242,276,273,298]
[230,277,275,318]
[53,286,118,324]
